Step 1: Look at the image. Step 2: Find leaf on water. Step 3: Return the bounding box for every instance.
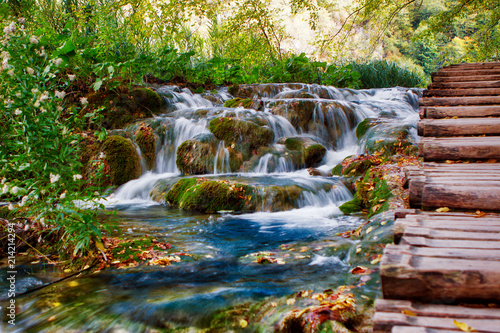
[402,309,417,316]
[436,207,450,212]
[453,319,477,332]
[68,281,79,287]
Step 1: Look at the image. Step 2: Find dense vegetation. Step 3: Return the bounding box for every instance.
[0,0,496,257]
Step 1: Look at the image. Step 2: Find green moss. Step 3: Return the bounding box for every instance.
[303,144,326,167]
[166,179,256,213]
[134,125,158,170]
[356,118,378,139]
[101,135,142,186]
[263,185,302,211]
[208,117,274,150]
[176,139,216,175]
[129,88,162,114]
[228,84,240,96]
[339,196,363,215]
[228,148,244,172]
[284,138,303,151]
[223,97,253,108]
[331,164,343,176]
[165,178,198,207]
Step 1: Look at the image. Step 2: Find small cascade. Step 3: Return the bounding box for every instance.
[213,141,231,174]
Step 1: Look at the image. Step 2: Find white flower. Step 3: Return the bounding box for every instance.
[94,191,100,196]
[2,184,8,194]
[68,74,76,81]
[39,91,49,101]
[73,174,83,181]
[98,152,106,159]
[49,173,61,183]
[31,88,39,94]
[1,177,6,184]
[14,109,22,115]
[56,106,63,111]
[7,69,14,76]
[55,90,66,99]
[10,186,20,195]
[26,67,34,75]
[16,92,21,97]
[34,101,40,107]
[80,97,88,104]
[19,195,29,207]
[3,22,16,35]
[29,35,39,44]
[53,58,63,66]
[8,203,15,211]
[18,17,26,24]
[41,189,47,195]
[40,107,46,113]
[60,192,66,200]
[62,127,68,135]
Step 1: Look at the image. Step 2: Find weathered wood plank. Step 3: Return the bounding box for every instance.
[428,81,500,90]
[417,118,500,137]
[422,162,500,169]
[432,69,500,77]
[376,299,500,319]
[384,244,500,262]
[374,312,500,332]
[401,215,500,224]
[391,327,468,333]
[432,75,500,82]
[381,247,500,302]
[419,137,500,161]
[419,96,500,106]
[422,105,500,118]
[401,236,500,249]
[395,220,500,234]
[423,88,500,97]
[421,184,500,210]
[399,226,500,241]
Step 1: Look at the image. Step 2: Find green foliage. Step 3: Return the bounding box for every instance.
[346,60,425,88]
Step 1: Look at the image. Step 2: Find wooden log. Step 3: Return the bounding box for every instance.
[381,245,500,303]
[414,211,500,218]
[423,88,500,97]
[432,69,500,77]
[409,177,425,208]
[418,118,500,137]
[422,105,500,118]
[419,96,500,106]
[376,299,500,319]
[428,81,500,90]
[421,184,500,210]
[432,75,500,83]
[419,137,500,161]
[401,236,500,249]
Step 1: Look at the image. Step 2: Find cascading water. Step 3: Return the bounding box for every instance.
[3,83,422,332]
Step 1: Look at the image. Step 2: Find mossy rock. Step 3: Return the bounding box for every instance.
[150,179,179,203]
[134,125,159,170]
[166,178,256,213]
[224,98,254,109]
[356,118,381,139]
[331,164,343,176]
[228,147,244,172]
[87,86,163,130]
[303,144,326,167]
[176,139,216,175]
[100,135,142,186]
[284,137,304,151]
[261,185,303,211]
[339,197,363,215]
[208,117,274,150]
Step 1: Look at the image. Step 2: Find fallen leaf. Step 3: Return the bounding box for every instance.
[287,298,296,305]
[68,281,79,287]
[453,319,477,332]
[366,226,373,234]
[402,309,417,316]
[47,315,56,322]
[239,319,248,328]
[436,207,450,212]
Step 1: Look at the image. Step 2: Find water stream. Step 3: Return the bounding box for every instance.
[0,83,421,332]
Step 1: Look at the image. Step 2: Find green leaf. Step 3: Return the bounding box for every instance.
[92,79,104,91]
[56,41,76,56]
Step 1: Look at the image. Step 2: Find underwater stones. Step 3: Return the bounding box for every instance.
[208,117,274,150]
[176,139,216,175]
[134,124,159,170]
[100,135,142,186]
[87,87,163,130]
[165,178,256,213]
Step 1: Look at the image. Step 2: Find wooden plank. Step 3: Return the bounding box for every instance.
[392,327,467,333]
[374,312,500,332]
[428,81,500,90]
[399,226,500,241]
[432,75,500,83]
[376,299,500,319]
[423,88,500,97]
[419,96,500,106]
[401,236,500,249]
[432,69,500,77]
[417,118,500,137]
[381,248,500,302]
[422,162,500,169]
[395,220,500,233]
[421,184,500,210]
[414,211,500,218]
[422,105,500,118]
[419,137,500,161]
[384,244,500,261]
[401,215,500,224]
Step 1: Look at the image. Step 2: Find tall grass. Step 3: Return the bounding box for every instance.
[344,60,427,88]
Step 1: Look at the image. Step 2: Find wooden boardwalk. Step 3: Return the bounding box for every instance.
[373,62,500,332]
